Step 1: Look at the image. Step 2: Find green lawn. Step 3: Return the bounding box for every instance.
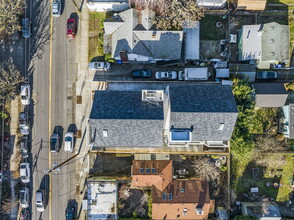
[200,15,227,40]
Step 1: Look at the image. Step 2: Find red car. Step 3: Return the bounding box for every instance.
[67,18,76,38]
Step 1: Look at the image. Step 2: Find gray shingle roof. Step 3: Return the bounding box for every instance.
[253,83,288,107]
[104,8,183,60]
[169,85,238,141]
[88,84,238,147]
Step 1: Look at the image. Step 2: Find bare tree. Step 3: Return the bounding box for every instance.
[0,0,24,38]
[154,0,205,30]
[0,199,18,214]
[0,62,24,105]
[255,136,284,153]
[192,157,220,181]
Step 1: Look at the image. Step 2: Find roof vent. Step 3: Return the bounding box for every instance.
[270,39,274,43]
[219,123,224,130]
[270,26,274,30]
[196,207,204,215]
[180,188,185,193]
[271,52,275,56]
[103,129,108,137]
[142,90,163,102]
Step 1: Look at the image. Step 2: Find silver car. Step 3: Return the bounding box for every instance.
[155,71,177,80]
[52,0,61,17]
[20,163,30,183]
[89,62,111,71]
[19,112,30,135]
[22,18,31,38]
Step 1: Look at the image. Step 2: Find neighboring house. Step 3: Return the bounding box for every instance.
[197,0,227,8]
[241,202,281,220]
[86,178,118,220]
[152,180,211,220]
[86,0,129,12]
[236,0,267,11]
[131,160,173,191]
[88,84,238,153]
[103,8,183,62]
[239,22,290,69]
[253,83,288,107]
[282,104,294,139]
[184,22,200,61]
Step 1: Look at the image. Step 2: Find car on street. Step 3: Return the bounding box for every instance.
[131,69,152,78]
[256,71,279,80]
[20,163,30,183]
[22,18,31,38]
[19,112,30,135]
[20,85,31,105]
[36,190,46,212]
[20,209,30,220]
[67,18,76,38]
[19,187,30,208]
[0,173,2,182]
[155,71,177,80]
[88,62,110,71]
[65,200,76,220]
[50,133,60,153]
[20,136,29,158]
[64,132,74,153]
[52,0,61,17]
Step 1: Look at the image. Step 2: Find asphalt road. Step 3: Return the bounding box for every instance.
[30,0,77,219]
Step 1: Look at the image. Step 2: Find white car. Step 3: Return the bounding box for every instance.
[36,190,45,212]
[20,85,31,105]
[64,132,74,153]
[52,0,61,17]
[89,62,110,71]
[20,188,30,208]
[20,163,30,183]
[155,71,177,80]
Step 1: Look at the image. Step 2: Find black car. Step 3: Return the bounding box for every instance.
[256,71,279,80]
[131,70,152,78]
[20,136,29,158]
[66,200,76,220]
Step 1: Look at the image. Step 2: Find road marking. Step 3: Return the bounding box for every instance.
[48,0,53,219]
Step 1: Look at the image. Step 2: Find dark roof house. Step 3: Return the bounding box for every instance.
[103,8,183,62]
[88,84,238,152]
[253,83,288,107]
[239,22,290,69]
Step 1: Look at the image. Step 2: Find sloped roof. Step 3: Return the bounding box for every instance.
[152,180,211,219]
[104,8,183,60]
[261,22,290,62]
[253,83,288,107]
[237,0,267,10]
[131,160,173,191]
[197,0,227,7]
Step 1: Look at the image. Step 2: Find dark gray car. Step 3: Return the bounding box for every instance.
[256,71,279,80]
[20,136,28,158]
[50,134,60,153]
[22,18,31,38]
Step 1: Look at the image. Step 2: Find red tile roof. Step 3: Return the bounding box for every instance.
[131,160,173,191]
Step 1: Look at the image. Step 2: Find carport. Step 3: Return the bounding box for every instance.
[184,22,200,61]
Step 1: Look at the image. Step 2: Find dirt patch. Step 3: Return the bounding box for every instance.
[118,183,149,218]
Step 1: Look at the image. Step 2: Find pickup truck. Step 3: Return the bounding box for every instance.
[178,68,210,81]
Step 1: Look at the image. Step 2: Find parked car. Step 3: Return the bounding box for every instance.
[22,18,31,38]
[256,71,279,80]
[67,18,76,38]
[64,132,74,153]
[132,70,152,78]
[50,133,60,153]
[36,190,45,212]
[20,136,29,158]
[65,200,76,220]
[20,163,30,183]
[155,71,177,80]
[88,62,110,71]
[52,0,61,17]
[19,112,30,135]
[20,85,31,105]
[20,209,30,220]
[20,188,30,208]
[0,172,2,182]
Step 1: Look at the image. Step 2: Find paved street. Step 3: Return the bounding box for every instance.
[30,0,78,219]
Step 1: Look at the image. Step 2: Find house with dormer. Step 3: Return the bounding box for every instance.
[87,84,238,153]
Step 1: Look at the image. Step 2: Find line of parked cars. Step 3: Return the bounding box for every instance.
[132,70,179,80]
[50,131,75,154]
